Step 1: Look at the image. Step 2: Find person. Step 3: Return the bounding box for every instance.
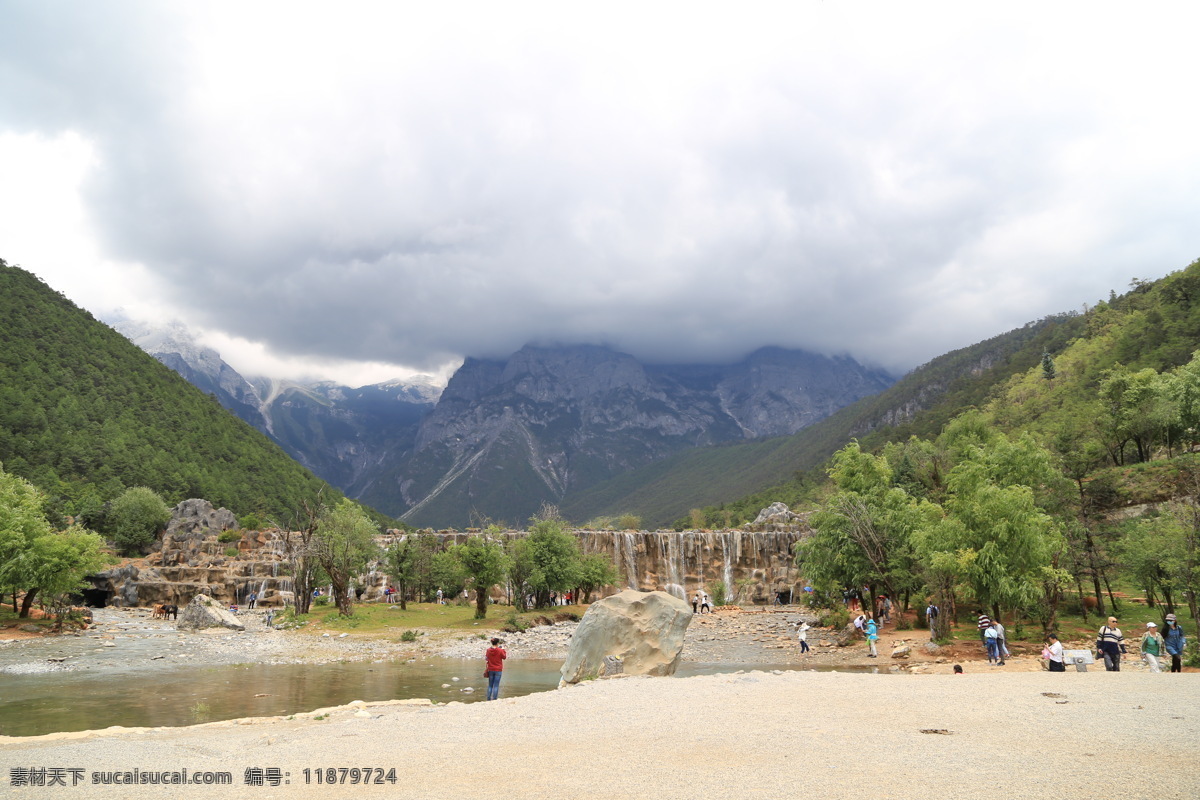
[484,637,507,701]
[879,596,892,624]
[1140,622,1165,673]
[773,591,783,607]
[699,591,712,614]
[264,608,275,628]
[865,617,879,657]
[797,621,810,654]
[984,622,1000,665]
[953,664,964,674]
[247,592,257,610]
[992,619,1009,666]
[436,587,443,605]
[853,613,867,634]
[976,611,992,648]
[1043,632,1065,672]
[1163,613,1186,673]
[692,592,700,614]
[1097,617,1125,671]
[926,602,939,639]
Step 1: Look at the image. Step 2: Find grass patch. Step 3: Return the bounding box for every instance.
[288,602,541,636]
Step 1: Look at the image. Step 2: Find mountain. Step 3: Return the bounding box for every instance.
[111,319,440,499]
[379,344,894,527]
[562,313,1086,527]
[0,260,341,523]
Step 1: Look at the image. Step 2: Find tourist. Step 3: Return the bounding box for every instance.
[1043,633,1065,672]
[484,637,506,701]
[1096,617,1125,671]
[865,616,879,657]
[1140,622,1165,673]
[700,590,712,614]
[1163,613,1186,673]
[853,613,867,635]
[992,619,1009,665]
[797,621,810,654]
[926,602,939,639]
[976,610,992,649]
[692,592,700,614]
[879,595,892,624]
[436,587,443,605]
[264,608,275,628]
[247,591,257,609]
[984,622,1000,665]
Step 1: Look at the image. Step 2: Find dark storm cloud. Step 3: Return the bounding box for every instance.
[3,4,1199,377]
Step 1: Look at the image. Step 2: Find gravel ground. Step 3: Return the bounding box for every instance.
[2,670,1195,800]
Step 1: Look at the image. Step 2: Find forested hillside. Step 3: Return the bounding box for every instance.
[695,259,1200,526]
[0,260,344,525]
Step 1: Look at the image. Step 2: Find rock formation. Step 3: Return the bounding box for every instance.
[559,590,693,686]
[177,594,246,631]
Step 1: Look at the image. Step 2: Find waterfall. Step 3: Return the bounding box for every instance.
[621,533,639,589]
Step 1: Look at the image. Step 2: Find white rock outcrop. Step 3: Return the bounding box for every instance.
[177,594,245,632]
[559,590,692,686]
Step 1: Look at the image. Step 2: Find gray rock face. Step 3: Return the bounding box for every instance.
[167,499,238,537]
[752,502,803,526]
[559,590,692,686]
[395,344,893,527]
[177,594,245,631]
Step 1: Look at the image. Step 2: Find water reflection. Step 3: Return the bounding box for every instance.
[0,659,880,737]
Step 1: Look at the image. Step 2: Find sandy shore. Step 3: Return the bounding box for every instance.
[2,669,1196,800]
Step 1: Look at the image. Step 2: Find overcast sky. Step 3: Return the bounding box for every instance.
[2,2,1199,386]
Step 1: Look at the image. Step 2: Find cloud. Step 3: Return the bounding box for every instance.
[3,2,1200,378]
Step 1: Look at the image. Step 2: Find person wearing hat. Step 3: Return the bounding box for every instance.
[1043,632,1065,672]
[865,616,879,657]
[1096,616,1125,671]
[1140,622,1165,673]
[1163,613,1186,673]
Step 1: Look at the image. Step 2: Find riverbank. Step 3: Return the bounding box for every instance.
[2,670,1196,799]
[2,605,1178,677]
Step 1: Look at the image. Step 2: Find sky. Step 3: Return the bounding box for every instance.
[2,2,1199,387]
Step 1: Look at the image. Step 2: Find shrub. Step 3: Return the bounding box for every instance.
[217,530,241,543]
[820,607,851,629]
[616,513,642,530]
[223,547,239,558]
[238,513,264,530]
[711,581,727,607]
[108,487,171,555]
[502,611,529,633]
[314,595,330,606]
[400,630,418,642]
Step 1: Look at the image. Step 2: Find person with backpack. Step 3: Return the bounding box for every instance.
[926,602,939,639]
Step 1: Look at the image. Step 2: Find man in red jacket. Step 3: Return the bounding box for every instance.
[485,638,507,700]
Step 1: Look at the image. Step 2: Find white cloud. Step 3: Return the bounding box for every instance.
[2,2,1199,379]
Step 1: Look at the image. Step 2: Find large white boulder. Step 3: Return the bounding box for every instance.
[177,594,245,631]
[559,590,692,686]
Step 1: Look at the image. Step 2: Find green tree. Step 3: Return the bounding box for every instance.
[796,441,935,617]
[383,532,438,610]
[505,537,536,611]
[526,507,581,608]
[1041,352,1057,382]
[451,532,509,619]
[107,487,172,555]
[430,550,467,600]
[0,464,112,618]
[576,552,619,604]
[313,501,379,616]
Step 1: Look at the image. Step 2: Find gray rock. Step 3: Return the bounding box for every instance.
[560,590,692,686]
[177,594,245,632]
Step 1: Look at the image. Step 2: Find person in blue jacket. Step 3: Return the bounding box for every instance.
[865,617,879,658]
[1163,613,1187,674]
